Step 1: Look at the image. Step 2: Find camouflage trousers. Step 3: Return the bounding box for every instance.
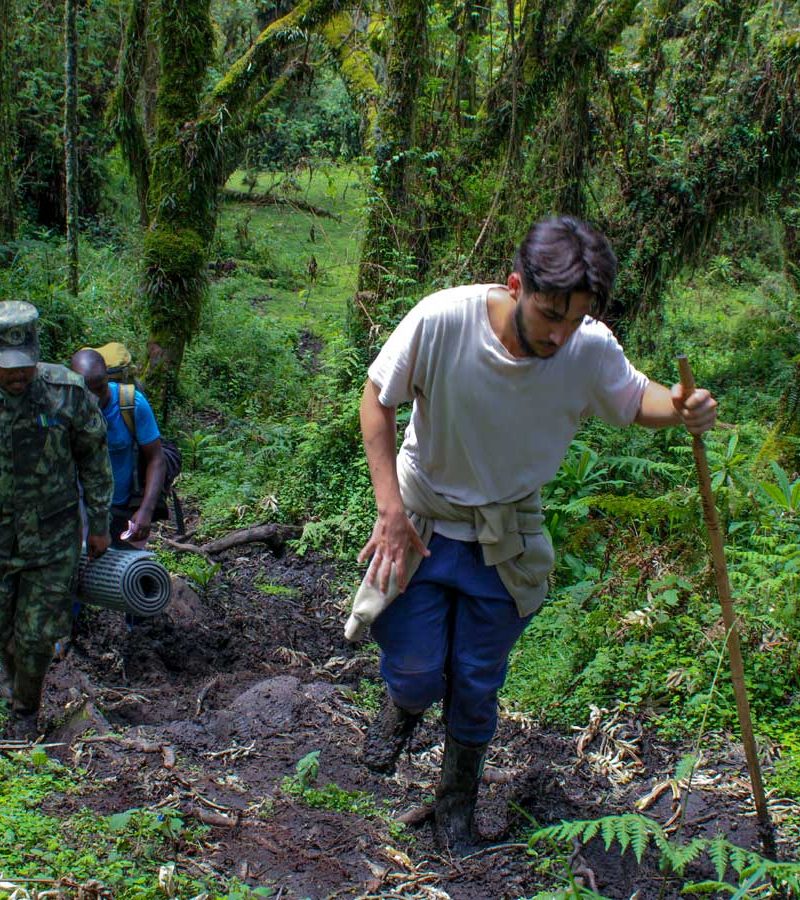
[0,532,81,713]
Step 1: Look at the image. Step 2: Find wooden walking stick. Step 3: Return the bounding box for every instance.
[677,355,777,860]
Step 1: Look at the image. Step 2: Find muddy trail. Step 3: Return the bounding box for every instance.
[32,534,792,900]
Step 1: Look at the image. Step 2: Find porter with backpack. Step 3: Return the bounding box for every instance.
[70,346,183,546]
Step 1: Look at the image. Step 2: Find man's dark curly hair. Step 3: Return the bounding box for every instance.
[512,216,618,319]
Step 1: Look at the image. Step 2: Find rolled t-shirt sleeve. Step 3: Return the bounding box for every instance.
[585,331,649,426]
[133,390,161,444]
[367,303,427,408]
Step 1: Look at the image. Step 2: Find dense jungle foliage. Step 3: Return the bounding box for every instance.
[1,0,800,896]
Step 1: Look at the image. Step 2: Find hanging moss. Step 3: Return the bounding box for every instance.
[106,0,150,226]
[211,0,343,114]
[320,12,380,151]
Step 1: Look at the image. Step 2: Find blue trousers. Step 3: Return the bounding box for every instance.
[371,533,533,746]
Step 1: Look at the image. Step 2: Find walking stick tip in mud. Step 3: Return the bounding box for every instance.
[677,354,777,860]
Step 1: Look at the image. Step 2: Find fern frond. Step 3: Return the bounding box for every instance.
[729,864,767,900]
[627,814,652,863]
[728,845,761,875]
[674,753,700,783]
[581,818,602,843]
[707,833,730,881]
[680,880,736,895]
[601,815,618,851]
[667,838,708,875]
[605,454,684,482]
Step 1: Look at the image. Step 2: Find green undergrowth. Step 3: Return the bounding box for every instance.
[281,751,407,842]
[0,227,144,363]
[501,266,800,806]
[153,549,220,588]
[0,750,269,899]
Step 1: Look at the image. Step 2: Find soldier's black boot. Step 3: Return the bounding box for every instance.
[362,698,424,774]
[7,653,48,741]
[7,709,40,741]
[434,733,489,854]
[0,645,14,702]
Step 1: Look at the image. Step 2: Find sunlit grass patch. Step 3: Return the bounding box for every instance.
[216,165,366,335]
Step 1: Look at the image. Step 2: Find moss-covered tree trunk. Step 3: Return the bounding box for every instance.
[107,0,151,227]
[320,10,380,153]
[64,0,79,295]
[112,0,347,414]
[142,0,215,417]
[0,0,15,241]
[352,0,428,352]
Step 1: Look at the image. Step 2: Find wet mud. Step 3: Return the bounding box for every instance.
[32,537,792,899]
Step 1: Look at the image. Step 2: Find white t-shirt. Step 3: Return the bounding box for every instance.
[368,284,648,537]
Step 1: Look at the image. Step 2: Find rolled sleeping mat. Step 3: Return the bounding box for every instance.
[77,548,172,617]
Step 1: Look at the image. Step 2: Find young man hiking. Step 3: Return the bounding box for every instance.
[352,216,717,851]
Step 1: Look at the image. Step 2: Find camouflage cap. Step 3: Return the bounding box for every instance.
[0,301,40,368]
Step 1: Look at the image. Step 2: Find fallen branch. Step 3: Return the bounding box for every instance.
[183,803,238,828]
[162,523,300,559]
[396,804,435,827]
[195,674,222,716]
[203,523,300,554]
[221,188,340,219]
[161,538,215,562]
[0,740,64,752]
[76,733,177,768]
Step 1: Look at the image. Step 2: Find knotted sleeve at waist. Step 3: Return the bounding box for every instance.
[344,459,554,641]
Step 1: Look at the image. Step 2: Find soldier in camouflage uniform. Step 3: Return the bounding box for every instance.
[0,301,112,740]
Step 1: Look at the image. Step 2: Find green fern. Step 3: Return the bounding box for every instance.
[605,454,684,483]
[708,833,731,880]
[530,814,800,894]
[681,880,737,895]
[675,753,700,783]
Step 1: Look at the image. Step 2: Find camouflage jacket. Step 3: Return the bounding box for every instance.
[0,363,112,559]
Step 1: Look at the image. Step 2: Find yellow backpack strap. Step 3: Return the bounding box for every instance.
[118,382,137,440]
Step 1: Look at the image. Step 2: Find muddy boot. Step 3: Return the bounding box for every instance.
[6,709,40,742]
[0,645,15,702]
[12,652,48,716]
[434,733,488,854]
[362,698,424,774]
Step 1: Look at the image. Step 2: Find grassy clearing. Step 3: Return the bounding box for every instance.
[216,165,366,335]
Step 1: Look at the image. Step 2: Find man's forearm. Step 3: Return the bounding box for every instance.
[138,456,166,516]
[360,380,404,514]
[634,381,681,429]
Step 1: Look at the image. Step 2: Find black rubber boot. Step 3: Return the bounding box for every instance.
[0,653,13,702]
[4,652,48,741]
[434,733,488,854]
[362,698,424,774]
[6,710,40,742]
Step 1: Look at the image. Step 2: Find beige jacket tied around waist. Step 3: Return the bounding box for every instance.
[344,457,555,641]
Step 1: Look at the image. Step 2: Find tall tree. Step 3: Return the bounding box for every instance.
[0,0,15,241]
[106,0,150,227]
[111,0,349,411]
[64,0,79,294]
[352,0,429,350]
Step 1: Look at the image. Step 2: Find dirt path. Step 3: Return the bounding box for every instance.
[37,539,792,899]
